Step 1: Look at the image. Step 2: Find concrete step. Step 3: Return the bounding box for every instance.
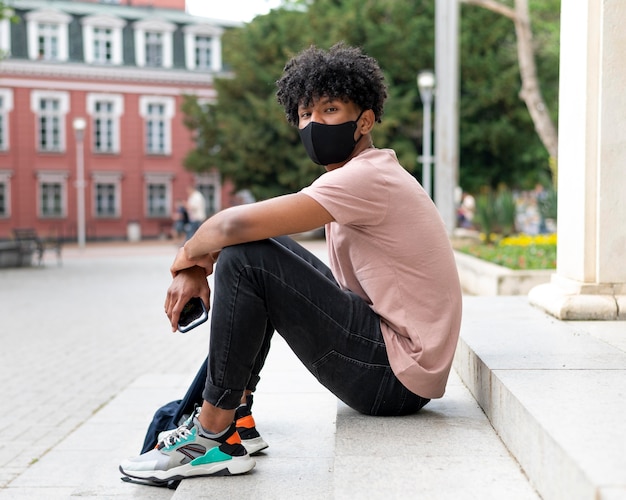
[175,370,537,500]
[1,303,546,499]
[171,335,337,499]
[332,369,538,500]
[455,296,626,500]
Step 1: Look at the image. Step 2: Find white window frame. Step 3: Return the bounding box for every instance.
[183,24,223,71]
[0,88,13,151]
[139,96,174,155]
[82,14,126,65]
[31,90,69,153]
[144,173,173,218]
[133,19,175,68]
[195,171,222,216]
[0,14,12,57]
[37,171,68,218]
[86,93,124,154]
[92,172,122,218]
[0,170,12,218]
[26,9,71,62]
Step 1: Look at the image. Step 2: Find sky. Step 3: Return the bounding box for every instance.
[186,0,284,23]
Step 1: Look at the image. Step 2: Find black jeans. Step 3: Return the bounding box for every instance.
[202,236,429,416]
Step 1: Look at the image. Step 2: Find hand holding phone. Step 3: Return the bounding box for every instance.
[177,297,208,333]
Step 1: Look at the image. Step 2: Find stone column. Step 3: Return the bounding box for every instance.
[434,0,460,233]
[529,0,626,320]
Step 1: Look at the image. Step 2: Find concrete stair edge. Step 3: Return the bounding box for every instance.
[454,296,626,500]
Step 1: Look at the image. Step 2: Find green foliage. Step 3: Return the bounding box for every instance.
[474,187,517,237]
[459,0,560,192]
[182,0,561,200]
[475,191,497,238]
[494,188,516,236]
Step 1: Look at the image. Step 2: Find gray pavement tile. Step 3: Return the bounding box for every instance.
[0,243,206,491]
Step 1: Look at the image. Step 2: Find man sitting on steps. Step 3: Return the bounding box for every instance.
[119,42,462,485]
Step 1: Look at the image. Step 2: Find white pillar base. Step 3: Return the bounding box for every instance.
[529,275,626,320]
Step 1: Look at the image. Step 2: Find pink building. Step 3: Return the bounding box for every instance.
[0,0,240,241]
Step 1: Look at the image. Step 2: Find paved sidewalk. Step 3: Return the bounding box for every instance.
[0,239,538,499]
[0,238,332,494]
[0,240,203,490]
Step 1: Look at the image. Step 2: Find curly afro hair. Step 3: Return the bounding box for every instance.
[276,42,387,126]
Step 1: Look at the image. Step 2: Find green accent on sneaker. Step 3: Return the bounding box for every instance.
[164,427,197,451]
[190,447,233,466]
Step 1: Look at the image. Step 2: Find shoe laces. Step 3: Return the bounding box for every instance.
[160,406,201,448]
[161,421,194,448]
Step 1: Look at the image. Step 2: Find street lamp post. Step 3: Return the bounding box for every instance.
[73,117,87,248]
[417,70,436,198]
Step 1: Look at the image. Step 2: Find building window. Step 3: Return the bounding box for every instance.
[94,100,115,152]
[31,90,69,153]
[37,172,68,218]
[92,172,122,218]
[38,99,62,152]
[26,10,71,62]
[0,182,6,218]
[184,24,223,71]
[96,183,116,216]
[0,96,5,151]
[93,27,113,64]
[82,15,125,65]
[86,93,123,154]
[195,36,212,70]
[96,183,117,217]
[37,23,59,60]
[145,31,163,67]
[134,19,175,68]
[0,171,11,218]
[146,103,166,154]
[145,173,172,218]
[0,89,13,151]
[139,96,174,155]
[40,182,63,216]
[147,183,167,217]
[0,17,11,57]
[196,171,222,216]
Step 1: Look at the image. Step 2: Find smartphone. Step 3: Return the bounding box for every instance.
[177,297,208,333]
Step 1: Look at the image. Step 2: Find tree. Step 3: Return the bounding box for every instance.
[461,0,559,161]
[183,8,319,200]
[183,0,560,199]
[458,0,559,191]
[184,1,437,200]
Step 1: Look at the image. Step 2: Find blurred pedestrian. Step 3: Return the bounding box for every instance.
[185,186,206,240]
[171,199,189,241]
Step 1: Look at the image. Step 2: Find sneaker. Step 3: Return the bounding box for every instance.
[236,395,269,455]
[120,409,255,484]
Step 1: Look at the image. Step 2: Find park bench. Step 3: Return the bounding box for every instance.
[12,228,63,266]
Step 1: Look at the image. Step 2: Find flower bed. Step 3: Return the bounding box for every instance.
[456,233,557,270]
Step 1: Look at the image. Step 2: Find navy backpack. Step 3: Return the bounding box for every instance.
[140,357,207,453]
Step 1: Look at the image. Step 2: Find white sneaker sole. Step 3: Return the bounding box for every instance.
[242,436,269,455]
[120,454,255,483]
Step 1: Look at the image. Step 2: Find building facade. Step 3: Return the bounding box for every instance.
[0,0,240,241]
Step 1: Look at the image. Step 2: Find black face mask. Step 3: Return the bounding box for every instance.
[298,111,364,165]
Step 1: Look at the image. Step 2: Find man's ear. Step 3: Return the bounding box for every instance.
[359,109,376,134]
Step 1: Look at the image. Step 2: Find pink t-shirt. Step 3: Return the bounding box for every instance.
[301,148,462,399]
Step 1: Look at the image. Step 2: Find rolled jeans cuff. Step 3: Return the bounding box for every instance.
[202,383,245,410]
